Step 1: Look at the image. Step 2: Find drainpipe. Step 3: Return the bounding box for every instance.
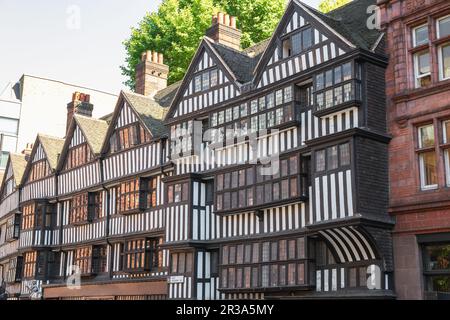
[99,157,113,279]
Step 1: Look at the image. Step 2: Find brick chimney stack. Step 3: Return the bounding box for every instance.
[135,51,169,98]
[66,92,93,134]
[21,143,33,161]
[206,12,242,50]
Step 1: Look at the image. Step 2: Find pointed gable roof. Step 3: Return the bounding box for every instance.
[101,90,170,154]
[56,114,109,171]
[0,153,26,196]
[301,0,382,51]
[122,91,168,137]
[21,134,64,185]
[38,134,65,170]
[74,115,109,155]
[9,153,27,186]
[165,37,249,120]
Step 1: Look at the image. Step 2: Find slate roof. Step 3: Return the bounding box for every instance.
[9,153,27,186]
[122,91,169,138]
[154,81,182,108]
[38,134,65,170]
[209,41,259,84]
[297,0,381,50]
[74,115,109,155]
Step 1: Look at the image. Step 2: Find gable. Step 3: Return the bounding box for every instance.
[5,159,13,181]
[70,125,87,148]
[32,142,47,164]
[101,96,154,156]
[254,2,352,89]
[0,159,15,198]
[115,101,139,129]
[167,42,241,120]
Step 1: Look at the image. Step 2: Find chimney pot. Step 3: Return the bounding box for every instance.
[206,12,242,50]
[224,14,230,26]
[67,91,94,134]
[218,12,224,24]
[230,16,237,29]
[135,50,169,97]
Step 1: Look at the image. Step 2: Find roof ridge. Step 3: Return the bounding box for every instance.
[38,133,64,140]
[327,0,360,16]
[74,113,108,123]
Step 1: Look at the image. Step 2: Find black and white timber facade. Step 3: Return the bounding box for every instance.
[0,0,395,300]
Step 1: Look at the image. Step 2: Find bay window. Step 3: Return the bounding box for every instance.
[73,245,107,276]
[6,257,23,283]
[215,154,305,213]
[220,237,308,290]
[171,252,193,274]
[21,203,35,230]
[23,251,37,279]
[314,62,361,113]
[5,213,20,241]
[121,238,162,272]
[69,191,102,224]
[167,182,189,204]
[315,143,351,174]
[117,177,156,214]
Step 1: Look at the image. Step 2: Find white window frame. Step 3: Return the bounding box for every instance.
[412,24,429,47]
[437,15,450,39]
[418,124,435,149]
[443,120,450,186]
[438,42,450,81]
[419,152,438,190]
[418,124,438,190]
[414,50,431,88]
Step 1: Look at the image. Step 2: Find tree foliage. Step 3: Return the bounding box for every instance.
[318,0,351,13]
[121,0,287,88]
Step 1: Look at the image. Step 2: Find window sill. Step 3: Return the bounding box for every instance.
[215,196,308,216]
[118,208,144,216]
[313,100,361,118]
[420,185,439,192]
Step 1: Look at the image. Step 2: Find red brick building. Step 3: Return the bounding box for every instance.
[379,0,450,299]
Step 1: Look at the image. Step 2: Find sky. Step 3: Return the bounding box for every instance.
[0,0,322,95]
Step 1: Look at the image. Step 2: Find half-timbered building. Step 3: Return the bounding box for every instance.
[0,154,26,299]
[41,88,175,300]
[0,0,397,300]
[163,0,395,299]
[17,134,64,299]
